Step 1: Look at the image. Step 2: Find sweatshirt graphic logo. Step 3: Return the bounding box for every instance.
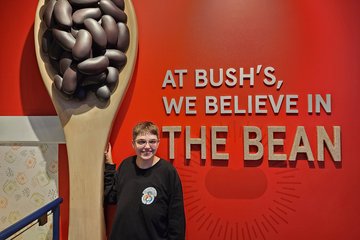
[141,187,157,205]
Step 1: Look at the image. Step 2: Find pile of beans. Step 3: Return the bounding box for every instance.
[41,0,130,101]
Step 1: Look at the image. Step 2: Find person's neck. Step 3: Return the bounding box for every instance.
[136,156,160,169]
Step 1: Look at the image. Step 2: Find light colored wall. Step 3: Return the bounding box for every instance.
[0,144,58,239]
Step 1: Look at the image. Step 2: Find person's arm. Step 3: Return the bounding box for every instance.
[167,170,186,240]
[104,143,118,204]
[104,142,114,165]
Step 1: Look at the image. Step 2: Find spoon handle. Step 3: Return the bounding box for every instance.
[64,115,110,239]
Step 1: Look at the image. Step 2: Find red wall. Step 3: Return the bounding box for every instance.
[1,1,360,239]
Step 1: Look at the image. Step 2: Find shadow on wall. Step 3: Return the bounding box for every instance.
[20,23,55,116]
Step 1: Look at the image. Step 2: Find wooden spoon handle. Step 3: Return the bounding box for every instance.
[64,117,109,239]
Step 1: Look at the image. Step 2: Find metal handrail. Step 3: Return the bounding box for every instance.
[0,197,63,240]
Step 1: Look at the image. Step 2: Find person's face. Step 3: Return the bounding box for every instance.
[133,133,159,160]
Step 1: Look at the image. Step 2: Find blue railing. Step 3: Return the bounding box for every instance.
[0,197,63,240]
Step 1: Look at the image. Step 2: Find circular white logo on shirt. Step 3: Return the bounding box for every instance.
[141,187,157,205]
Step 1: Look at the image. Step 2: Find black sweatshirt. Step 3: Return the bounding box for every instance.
[104,156,186,240]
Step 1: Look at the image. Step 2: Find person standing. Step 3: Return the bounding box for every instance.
[104,121,186,240]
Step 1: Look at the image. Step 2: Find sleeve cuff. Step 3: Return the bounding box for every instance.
[105,163,116,171]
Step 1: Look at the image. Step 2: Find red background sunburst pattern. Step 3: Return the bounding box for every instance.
[0,0,359,239]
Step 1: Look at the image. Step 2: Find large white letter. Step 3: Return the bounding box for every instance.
[186,126,206,159]
[174,69,187,88]
[162,96,184,115]
[162,70,177,88]
[243,126,263,160]
[211,126,229,160]
[268,126,286,161]
[185,97,197,115]
[317,126,341,162]
[289,126,314,161]
[195,69,208,88]
[162,126,182,160]
[205,96,218,114]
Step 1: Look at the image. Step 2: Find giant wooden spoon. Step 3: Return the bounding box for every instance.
[34,0,138,239]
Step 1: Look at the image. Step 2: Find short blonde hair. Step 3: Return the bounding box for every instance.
[132,121,159,140]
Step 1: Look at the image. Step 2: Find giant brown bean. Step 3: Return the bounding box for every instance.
[54,0,73,29]
[59,52,73,76]
[84,18,107,50]
[69,0,99,7]
[71,28,79,38]
[101,15,118,47]
[42,30,53,54]
[62,67,79,94]
[104,49,126,69]
[81,72,107,86]
[99,0,127,23]
[78,56,109,75]
[48,41,64,61]
[54,75,64,92]
[116,22,129,52]
[43,0,56,28]
[73,29,92,61]
[72,8,102,26]
[106,67,119,92]
[106,67,119,85]
[111,0,125,10]
[52,29,76,51]
[96,85,111,101]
